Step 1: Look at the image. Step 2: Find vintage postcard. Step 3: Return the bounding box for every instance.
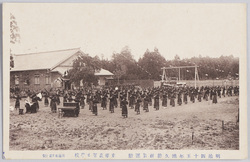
[2,3,247,159]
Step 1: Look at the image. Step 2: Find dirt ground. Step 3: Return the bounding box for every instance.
[9,96,239,150]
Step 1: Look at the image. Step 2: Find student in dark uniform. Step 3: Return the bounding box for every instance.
[210,89,213,100]
[143,93,150,112]
[129,93,135,109]
[74,95,80,117]
[149,91,153,106]
[114,91,118,108]
[79,93,85,109]
[14,94,21,110]
[101,93,107,110]
[92,96,99,116]
[177,91,182,106]
[135,96,142,114]
[63,93,68,103]
[183,91,188,104]
[222,87,226,97]
[217,87,221,98]
[198,90,202,102]
[170,92,175,107]
[121,97,128,118]
[190,91,195,103]
[89,94,93,112]
[56,94,60,105]
[162,92,168,107]
[154,93,160,110]
[109,94,115,113]
[44,92,49,107]
[212,90,217,104]
[50,94,57,113]
[205,89,209,101]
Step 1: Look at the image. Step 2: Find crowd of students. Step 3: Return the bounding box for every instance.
[12,85,239,117]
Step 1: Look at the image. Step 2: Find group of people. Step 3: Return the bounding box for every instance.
[13,85,239,117]
[13,93,41,114]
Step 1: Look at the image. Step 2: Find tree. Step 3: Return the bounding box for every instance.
[112,46,139,80]
[138,48,167,80]
[10,13,20,69]
[67,54,101,87]
[10,13,20,44]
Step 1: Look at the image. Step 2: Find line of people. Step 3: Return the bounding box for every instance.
[13,85,239,117]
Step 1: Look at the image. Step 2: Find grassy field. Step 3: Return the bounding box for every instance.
[9,95,239,150]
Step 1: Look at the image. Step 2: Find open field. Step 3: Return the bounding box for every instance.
[9,96,239,150]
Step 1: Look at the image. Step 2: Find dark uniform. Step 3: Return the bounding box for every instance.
[121,98,128,118]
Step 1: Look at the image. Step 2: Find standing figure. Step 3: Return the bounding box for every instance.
[135,96,142,114]
[63,93,68,103]
[101,93,107,110]
[56,94,61,105]
[89,94,93,112]
[121,98,128,118]
[177,91,182,106]
[14,94,21,110]
[50,94,57,113]
[74,95,80,117]
[149,92,153,106]
[92,96,98,115]
[217,87,221,98]
[222,87,226,97]
[114,92,118,108]
[198,90,202,102]
[143,93,149,112]
[154,93,160,110]
[183,91,188,104]
[212,90,217,104]
[80,93,85,109]
[210,89,213,100]
[44,93,49,107]
[129,93,135,109]
[109,94,115,113]
[170,93,175,107]
[190,91,195,103]
[162,92,168,107]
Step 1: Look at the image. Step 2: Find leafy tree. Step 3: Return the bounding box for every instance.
[138,47,167,80]
[10,13,20,44]
[10,13,20,69]
[67,54,101,87]
[112,46,139,80]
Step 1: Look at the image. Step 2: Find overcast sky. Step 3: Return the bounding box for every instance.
[9,3,245,60]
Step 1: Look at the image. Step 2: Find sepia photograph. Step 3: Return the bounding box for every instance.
[2,3,247,159]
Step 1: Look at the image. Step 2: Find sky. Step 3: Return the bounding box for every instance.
[8,3,246,61]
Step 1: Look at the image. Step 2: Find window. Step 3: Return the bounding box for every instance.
[34,74,40,85]
[14,75,19,85]
[45,75,50,85]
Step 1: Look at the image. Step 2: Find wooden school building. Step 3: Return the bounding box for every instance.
[10,48,114,90]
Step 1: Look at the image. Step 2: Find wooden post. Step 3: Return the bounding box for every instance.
[222,120,224,131]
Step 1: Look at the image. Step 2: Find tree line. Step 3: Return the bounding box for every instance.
[68,46,239,86]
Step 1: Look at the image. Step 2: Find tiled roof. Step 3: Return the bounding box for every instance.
[95,69,114,76]
[10,48,81,71]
